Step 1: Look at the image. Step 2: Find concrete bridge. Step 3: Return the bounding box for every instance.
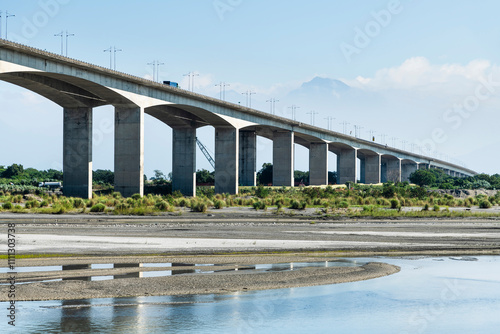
[0,39,476,198]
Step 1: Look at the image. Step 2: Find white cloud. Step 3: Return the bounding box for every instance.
[346,57,497,93]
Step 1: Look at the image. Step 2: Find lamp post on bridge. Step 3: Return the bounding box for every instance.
[148,60,164,82]
[216,82,230,100]
[183,71,199,91]
[288,105,300,121]
[242,90,256,108]
[306,110,318,125]
[324,116,335,131]
[266,98,279,115]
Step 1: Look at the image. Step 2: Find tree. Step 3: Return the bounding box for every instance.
[3,164,24,178]
[257,163,273,185]
[196,169,214,184]
[93,169,114,185]
[154,170,166,180]
[409,169,436,187]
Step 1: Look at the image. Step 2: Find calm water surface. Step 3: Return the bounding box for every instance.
[3,256,500,333]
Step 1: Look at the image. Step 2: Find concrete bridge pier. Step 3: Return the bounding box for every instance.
[402,161,418,182]
[239,130,257,186]
[309,142,328,185]
[63,107,93,199]
[114,106,144,197]
[359,153,381,184]
[215,127,239,194]
[336,148,357,185]
[273,131,294,186]
[172,126,197,196]
[382,157,401,183]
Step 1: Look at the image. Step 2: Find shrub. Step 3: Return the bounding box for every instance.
[191,200,208,213]
[73,198,85,209]
[479,200,492,209]
[390,199,400,209]
[422,203,430,211]
[433,204,440,211]
[253,201,266,210]
[338,201,349,209]
[90,203,106,213]
[2,202,13,210]
[131,193,141,200]
[155,200,170,211]
[213,200,225,209]
[290,200,307,210]
[40,200,49,207]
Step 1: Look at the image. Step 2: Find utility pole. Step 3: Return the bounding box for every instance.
[380,133,387,145]
[55,31,64,55]
[65,31,74,57]
[5,11,14,40]
[324,116,335,130]
[148,60,164,82]
[183,72,199,92]
[242,90,256,108]
[105,47,122,70]
[113,46,122,71]
[1,11,3,39]
[340,121,350,135]
[215,82,230,100]
[354,125,364,138]
[266,98,279,115]
[288,105,300,120]
[391,137,398,148]
[401,140,408,151]
[369,130,376,141]
[306,110,318,125]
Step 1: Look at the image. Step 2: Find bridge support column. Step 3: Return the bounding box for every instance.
[360,154,381,184]
[402,162,417,182]
[215,127,239,194]
[418,163,430,170]
[114,107,144,197]
[309,142,328,185]
[172,126,196,196]
[382,158,401,183]
[63,107,92,199]
[337,148,357,185]
[273,131,294,187]
[239,130,256,186]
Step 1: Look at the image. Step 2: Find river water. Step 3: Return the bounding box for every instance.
[3,256,500,333]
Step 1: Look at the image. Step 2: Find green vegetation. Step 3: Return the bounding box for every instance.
[2,164,500,218]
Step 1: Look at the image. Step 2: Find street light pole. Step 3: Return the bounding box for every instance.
[113,46,122,71]
[65,31,74,57]
[55,31,64,55]
[5,11,14,40]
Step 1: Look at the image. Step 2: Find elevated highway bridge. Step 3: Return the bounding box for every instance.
[0,39,476,198]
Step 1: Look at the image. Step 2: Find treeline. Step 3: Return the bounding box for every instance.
[0,164,62,185]
[409,169,500,190]
[2,163,499,191]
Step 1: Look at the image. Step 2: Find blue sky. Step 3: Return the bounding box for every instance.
[1,0,500,177]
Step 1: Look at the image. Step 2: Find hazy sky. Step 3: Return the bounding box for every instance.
[1,0,500,177]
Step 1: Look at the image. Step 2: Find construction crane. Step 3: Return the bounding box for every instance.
[196,137,215,169]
